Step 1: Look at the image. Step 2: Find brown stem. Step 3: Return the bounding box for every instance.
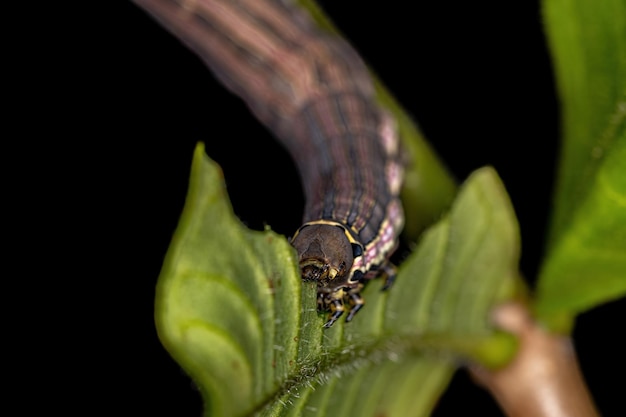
[470,302,599,417]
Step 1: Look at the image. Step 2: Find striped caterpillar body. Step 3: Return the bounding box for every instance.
[289,96,404,327]
[134,0,405,327]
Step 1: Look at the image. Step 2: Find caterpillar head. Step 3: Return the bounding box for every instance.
[291,223,364,288]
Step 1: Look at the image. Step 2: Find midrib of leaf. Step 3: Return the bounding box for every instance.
[257,337,456,417]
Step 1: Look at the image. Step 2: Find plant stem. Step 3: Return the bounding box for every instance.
[470,302,599,417]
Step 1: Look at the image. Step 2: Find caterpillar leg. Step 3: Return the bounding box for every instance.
[381,263,398,291]
[345,285,365,323]
[323,299,345,328]
[319,289,346,328]
[317,292,325,312]
[318,282,368,327]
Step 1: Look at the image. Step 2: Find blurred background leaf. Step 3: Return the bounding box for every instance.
[535,0,626,331]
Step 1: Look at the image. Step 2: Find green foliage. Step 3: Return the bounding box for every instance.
[156,144,519,417]
[535,0,626,331]
[153,1,626,415]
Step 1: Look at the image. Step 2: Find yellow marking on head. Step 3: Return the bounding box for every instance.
[328,267,338,280]
[293,219,361,247]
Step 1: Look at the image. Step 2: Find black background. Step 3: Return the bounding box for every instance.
[98,1,626,415]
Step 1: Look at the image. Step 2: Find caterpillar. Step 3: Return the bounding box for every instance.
[134,0,405,327]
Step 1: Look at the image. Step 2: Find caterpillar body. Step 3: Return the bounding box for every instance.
[134,0,405,327]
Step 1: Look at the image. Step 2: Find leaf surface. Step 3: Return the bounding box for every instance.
[156,144,520,416]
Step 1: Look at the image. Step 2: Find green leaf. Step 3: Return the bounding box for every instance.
[535,0,626,330]
[156,144,520,417]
